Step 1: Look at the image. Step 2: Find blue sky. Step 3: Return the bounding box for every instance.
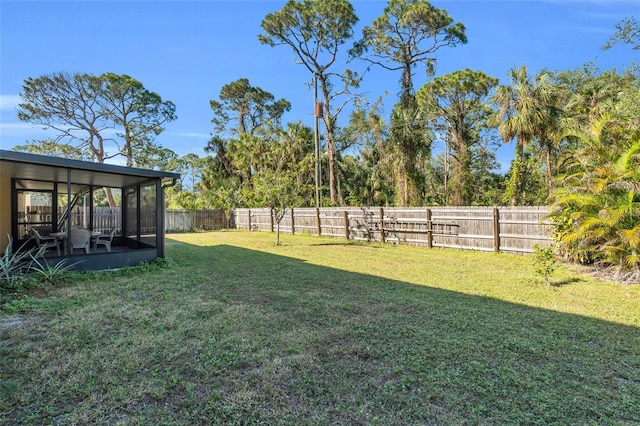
[1,0,638,171]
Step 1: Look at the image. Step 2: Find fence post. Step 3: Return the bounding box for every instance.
[379,207,385,243]
[343,210,350,240]
[426,208,433,248]
[270,208,274,233]
[316,207,321,236]
[493,207,500,252]
[248,209,252,231]
[291,209,295,235]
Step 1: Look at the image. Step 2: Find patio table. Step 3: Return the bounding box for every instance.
[51,231,103,254]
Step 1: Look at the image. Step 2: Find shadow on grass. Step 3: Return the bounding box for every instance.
[309,241,383,248]
[2,240,639,425]
[551,277,585,287]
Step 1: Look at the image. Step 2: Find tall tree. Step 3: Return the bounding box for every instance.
[551,66,639,193]
[351,0,467,104]
[16,72,177,167]
[247,122,315,244]
[557,65,633,125]
[468,142,506,206]
[339,98,393,206]
[13,139,91,161]
[424,141,505,206]
[491,66,557,205]
[259,0,359,205]
[387,102,431,205]
[277,121,317,205]
[210,78,291,137]
[17,72,113,163]
[417,69,498,205]
[350,0,466,205]
[101,73,177,167]
[165,153,209,211]
[206,79,291,189]
[603,17,640,51]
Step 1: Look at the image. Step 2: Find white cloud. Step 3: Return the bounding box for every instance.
[0,95,21,111]
[0,121,48,134]
[173,131,210,139]
[0,122,52,149]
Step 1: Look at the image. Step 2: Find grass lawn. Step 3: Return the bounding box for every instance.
[1,230,639,425]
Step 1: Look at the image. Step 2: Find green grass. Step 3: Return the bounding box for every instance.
[1,230,639,425]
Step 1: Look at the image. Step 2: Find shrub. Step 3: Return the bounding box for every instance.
[548,117,640,279]
[532,244,557,286]
[0,235,45,291]
[1,235,81,291]
[29,257,82,286]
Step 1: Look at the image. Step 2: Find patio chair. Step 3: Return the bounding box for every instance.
[94,228,117,252]
[31,227,61,256]
[70,228,92,254]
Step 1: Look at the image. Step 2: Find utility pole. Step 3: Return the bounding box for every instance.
[444,134,450,205]
[313,73,322,209]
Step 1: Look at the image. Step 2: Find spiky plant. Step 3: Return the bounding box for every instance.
[548,114,640,280]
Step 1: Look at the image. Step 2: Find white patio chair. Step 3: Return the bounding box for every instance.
[70,229,91,254]
[94,228,117,252]
[31,227,61,256]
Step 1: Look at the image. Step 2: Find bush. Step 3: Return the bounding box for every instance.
[29,257,82,286]
[0,235,43,291]
[1,235,79,292]
[532,244,557,286]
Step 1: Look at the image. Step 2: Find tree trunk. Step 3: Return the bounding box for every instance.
[105,188,117,209]
[450,133,470,206]
[545,144,553,196]
[513,137,527,206]
[401,61,413,106]
[319,75,340,205]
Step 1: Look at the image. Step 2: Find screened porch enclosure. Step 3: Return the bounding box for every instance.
[14,180,158,254]
[1,150,179,270]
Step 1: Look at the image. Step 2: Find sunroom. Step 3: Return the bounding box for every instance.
[0,150,179,270]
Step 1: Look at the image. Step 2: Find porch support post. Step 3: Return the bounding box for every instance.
[157,180,165,258]
[66,168,72,256]
[10,179,17,250]
[121,186,128,240]
[89,185,94,232]
[136,185,142,242]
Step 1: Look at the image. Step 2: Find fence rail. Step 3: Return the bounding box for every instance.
[165,209,228,232]
[24,206,551,253]
[22,208,229,234]
[231,206,552,254]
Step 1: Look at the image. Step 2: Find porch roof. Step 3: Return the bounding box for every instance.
[0,149,180,189]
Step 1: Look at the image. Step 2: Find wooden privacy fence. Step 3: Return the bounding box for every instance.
[165,209,228,233]
[231,206,553,254]
[49,206,551,253]
[23,207,227,234]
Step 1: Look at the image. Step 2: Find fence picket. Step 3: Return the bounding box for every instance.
[231,206,552,254]
[40,206,550,253]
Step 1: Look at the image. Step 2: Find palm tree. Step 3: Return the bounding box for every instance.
[548,114,640,280]
[491,66,557,204]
